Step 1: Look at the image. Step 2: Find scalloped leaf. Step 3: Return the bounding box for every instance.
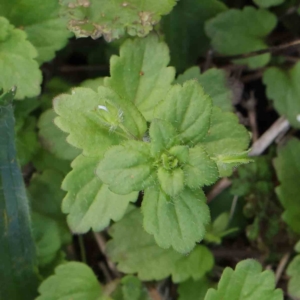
[204,259,283,300]
[97,141,155,195]
[287,254,300,299]
[96,86,147,139]
[38,109,81,161]
[273,138,300,233]
[205,7,277,68]
[62,155,138,233]
[0,17,42,99]
[31,213,66,275]
[200,107,251,177]
[60,0,176,41]
[263,62,300,129]
[175,67,234,112]
[142,186,210,253]
[155,81,212,146]
[107,207,214,282]
[0,0,72,63]
[53,87,123,156]
[161,0,227,72]
[184,146,219,189]
[157,167,184,197]
[54,86,147,156]
[81,77,105,91]
[36,262,103,300]
[105,34,175,121]
[149,119,178,157]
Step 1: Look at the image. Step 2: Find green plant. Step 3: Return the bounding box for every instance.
[1,0,300,299]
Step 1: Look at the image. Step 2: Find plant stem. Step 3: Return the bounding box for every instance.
[217,39,300,60]
[78,235,87,264]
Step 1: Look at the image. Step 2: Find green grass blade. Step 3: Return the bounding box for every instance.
[0,88,39,299]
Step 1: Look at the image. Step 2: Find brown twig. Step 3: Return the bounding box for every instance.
[98,261,113,282]
[279,4,300,20]
[249,117,290,156]
[216,39,300,60]
[275,252,291,284]
[207,177,232,203]
[93,232,120,277]
[203,49,214,71]
[208,117,290,202]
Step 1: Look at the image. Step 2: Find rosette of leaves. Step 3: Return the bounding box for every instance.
[54,34,250,254]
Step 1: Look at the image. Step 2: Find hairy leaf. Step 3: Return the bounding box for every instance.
[149,119,178,157]
[161,0,227,72]
[142,186,210,253]
[107,208,214,282]
[81,77,105,91]
[205,7,277,68]
[105,35,175,121]
[36,262,103,300]
[60,0,176,41]
[38,109,81,161]
[53,87,123,156]
[0,0,71,63]
[263,62,300,128]
[157,167,184,197]
[155,81,212,146]
[175,67,234,112]
[200,107,250,176]
[62,155,138,233]
[96,86,147,139]
[97,141,155,195]
[273,138,300,233]
[0,17,42,99]
[204,259,283,300]
[183,146,219,189]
